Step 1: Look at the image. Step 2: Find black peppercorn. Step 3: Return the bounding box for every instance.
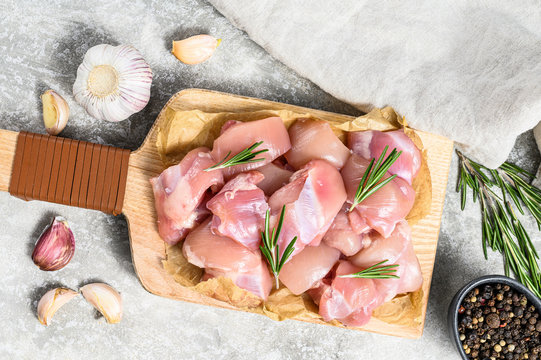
[486,313,501,329]
[457,284,541,360]
[483,285,494,299]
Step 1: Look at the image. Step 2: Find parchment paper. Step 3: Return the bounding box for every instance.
[159,106,430,329]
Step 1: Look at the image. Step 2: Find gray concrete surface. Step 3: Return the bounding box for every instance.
[0,0,539,359]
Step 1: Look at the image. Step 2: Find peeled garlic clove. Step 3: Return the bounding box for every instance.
[32,216,75,271]
[172,35,221,65]
[73,44,153,122]
[41,90,69,135]
[37,287,78,326]
[80,283,122,324]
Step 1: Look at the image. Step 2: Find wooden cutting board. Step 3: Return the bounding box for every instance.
[0,89,454,338]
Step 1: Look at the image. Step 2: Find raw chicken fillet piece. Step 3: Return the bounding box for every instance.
[268,160,347,258]
[310,261,383,327]
[183,219,272,300]
[342,154,415,238]
[150,147,224,245]
[211,117,291,179]
[348,129,421,185]
[207,171,268,251]
[285,118,351,169]
[279,242,340,295]
[349,221,422,302]
[323,205,370,256]
[349,220,411,268]
[204,260,273,301]
[256,162,293,196]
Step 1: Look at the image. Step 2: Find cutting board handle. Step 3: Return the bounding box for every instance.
[2,130,130,215]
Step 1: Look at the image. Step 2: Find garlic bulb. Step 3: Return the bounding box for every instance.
[37,288,78,326]
[172,35,221,65]
[73,44,153,122]
[80,283,122,324]
[32,216,75,271]
[41,90,69,135]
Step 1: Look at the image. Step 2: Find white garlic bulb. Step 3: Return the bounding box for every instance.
[73,44,153,122]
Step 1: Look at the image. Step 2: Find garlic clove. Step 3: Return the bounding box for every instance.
[32,216,75,271]
[41,90,69,135]
[172,35,221,65]
[80,283,122,324]
[37,287,79,326]
[73,44,153,122]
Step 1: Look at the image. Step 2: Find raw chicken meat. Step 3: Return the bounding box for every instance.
[150,147,224,245]
[348,220,411,268]
[255,162,293,196]
[183,219,262,272]
[310,260,383,327]
[268,160,347,257]
[183,219,272,299]
[349,221,422,302]
[211,117,291,179]
[347,209,371,234]
[207,171,268,251]
[323,206,370,256]
[279,242,340,295]
[341,154,415,238]
[348,129,421,185]
[285,118,351,169]
[204,260,273,300]
[395,242,423,295]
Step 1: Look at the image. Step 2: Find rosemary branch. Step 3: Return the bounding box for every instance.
[457,150,541,297]
[339,260,399,279]
[349,146,402,212]
[259,205,297,289]
[204,141,268,171]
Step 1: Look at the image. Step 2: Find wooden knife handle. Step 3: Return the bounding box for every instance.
[2,130,130,215]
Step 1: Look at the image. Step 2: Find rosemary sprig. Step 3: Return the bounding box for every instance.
[204,141,268,171]
[339,260,400,279]
[349,145,402,212]
[457,150,541,297]
[259,205,298,289]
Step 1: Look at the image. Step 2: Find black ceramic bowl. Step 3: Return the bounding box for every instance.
[448,275,541,359]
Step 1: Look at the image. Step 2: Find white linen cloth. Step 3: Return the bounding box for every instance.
[210,0,541,170]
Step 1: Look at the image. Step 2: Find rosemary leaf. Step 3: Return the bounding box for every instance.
[259,206,297,289]
[456,150,541,297]
[204,141,268,171]
[349,146,402,212]
[338,260,400,279]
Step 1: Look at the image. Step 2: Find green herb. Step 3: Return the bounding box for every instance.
[338,260,399,279]
[259,205,297,289]
[457,150,541,297]
[349,145,402,212]
[204,141,268,171]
